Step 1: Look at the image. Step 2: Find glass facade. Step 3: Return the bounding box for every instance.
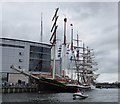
[29,45,51,72]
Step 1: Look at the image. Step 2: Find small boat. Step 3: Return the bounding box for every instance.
[73,92,88,99]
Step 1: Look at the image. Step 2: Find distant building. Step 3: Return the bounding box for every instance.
[0,38,51,83]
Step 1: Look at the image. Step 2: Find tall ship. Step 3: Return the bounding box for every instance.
[11,8,99,93]
[65,35,99,90]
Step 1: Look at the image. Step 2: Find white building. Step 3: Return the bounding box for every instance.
[0,38,51,83]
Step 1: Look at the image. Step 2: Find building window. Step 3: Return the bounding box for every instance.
[19,59,23,62]
[29,45,51,72]
[19,52,23,55]
[18,66,23,69]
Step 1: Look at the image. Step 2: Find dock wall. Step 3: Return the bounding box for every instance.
[1,87,38,93]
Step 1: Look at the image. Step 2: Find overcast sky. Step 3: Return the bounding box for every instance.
[1,2,118,82]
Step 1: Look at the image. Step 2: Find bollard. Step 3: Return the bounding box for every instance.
[13,88,15,93]
[8,88,10,93]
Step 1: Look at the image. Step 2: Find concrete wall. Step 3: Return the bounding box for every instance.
[8,73,29,83]
[1,39,29,73]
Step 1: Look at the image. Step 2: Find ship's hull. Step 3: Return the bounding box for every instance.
[36,78,78,93]
[36,77,93,93]
[66,84,91,91]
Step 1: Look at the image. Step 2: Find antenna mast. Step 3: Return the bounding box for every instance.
[40,12,43,43]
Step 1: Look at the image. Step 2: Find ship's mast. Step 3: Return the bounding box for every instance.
[82,43,87,84]
[50,8,59,79]
[76,33,80,84]
[62,18,67,77]
[70,24,73,51]
[40,12,43,43]
[70,24,74,80]
[73,33,82,84]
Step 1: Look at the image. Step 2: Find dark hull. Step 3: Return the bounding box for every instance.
[66,85,91,91]
[37,78,78,93]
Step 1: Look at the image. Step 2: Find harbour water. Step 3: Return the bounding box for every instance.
[2,89,119,103]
